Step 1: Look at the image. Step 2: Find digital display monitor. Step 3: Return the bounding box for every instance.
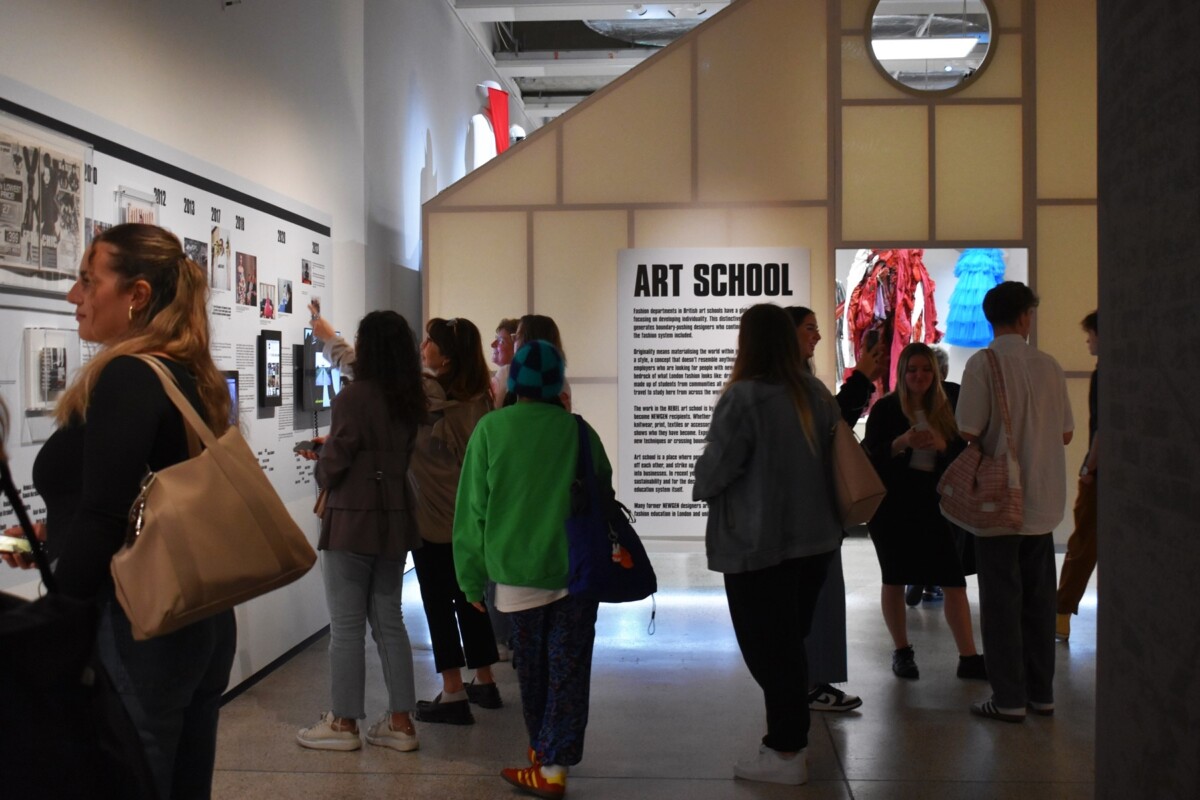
[301,327,342,411]
[257,330,283,407]
[222,370,240,426]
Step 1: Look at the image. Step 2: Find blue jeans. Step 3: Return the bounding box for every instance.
[321,549,416,718]
[96,596,236,800]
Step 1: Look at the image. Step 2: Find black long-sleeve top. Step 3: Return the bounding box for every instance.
[835,370,875,426]
[32,356,202,600]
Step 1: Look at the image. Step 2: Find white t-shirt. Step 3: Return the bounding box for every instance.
[494,583,568,614]
[956,334,1074,535]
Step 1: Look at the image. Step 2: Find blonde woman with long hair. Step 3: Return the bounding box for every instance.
[863,342,985,683]
[2,223,235,799]
[692,304,842,787]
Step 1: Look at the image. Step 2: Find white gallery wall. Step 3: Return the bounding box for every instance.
[0,0,369,314]
[363,0,534,325]
[0,0,527,686]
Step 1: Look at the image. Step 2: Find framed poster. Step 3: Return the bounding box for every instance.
[0,116,87,293]
[257,330,282,407]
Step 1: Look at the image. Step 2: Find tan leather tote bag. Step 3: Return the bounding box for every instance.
[111,356,316,640]
[831,419,887,528]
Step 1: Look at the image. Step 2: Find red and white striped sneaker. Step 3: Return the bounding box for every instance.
[500,765,567,799]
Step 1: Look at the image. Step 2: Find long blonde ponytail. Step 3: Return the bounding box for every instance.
[56,224,230,434]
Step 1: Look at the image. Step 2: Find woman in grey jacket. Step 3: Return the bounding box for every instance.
[693,304,842,787]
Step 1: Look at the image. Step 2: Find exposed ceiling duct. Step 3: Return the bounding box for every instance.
[582,18,705,48]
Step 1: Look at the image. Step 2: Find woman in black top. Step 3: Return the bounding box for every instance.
[3,223,236,800]
[863,342,984,682]
[786,306,883,714]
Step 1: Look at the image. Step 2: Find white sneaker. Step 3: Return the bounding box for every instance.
[734,745,808,785]
[296,712,361,751]
[366,714,420,752]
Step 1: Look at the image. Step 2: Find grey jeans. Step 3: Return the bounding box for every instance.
[321,549,417,718]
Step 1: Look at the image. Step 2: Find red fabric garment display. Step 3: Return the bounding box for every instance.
[487,87,510,154]
[843,249,942,397]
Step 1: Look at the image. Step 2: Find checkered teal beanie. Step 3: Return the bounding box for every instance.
[507,340,564,400]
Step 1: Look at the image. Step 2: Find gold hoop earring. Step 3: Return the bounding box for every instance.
[128,306,134,321]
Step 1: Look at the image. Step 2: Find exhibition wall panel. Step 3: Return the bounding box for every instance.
[990,0,1023,26]
[696,0,827,203]
[1036,205,1099,373]
[531,211,627,379]
[634,209,733,248]
[840,36,910,101]
[427,211,528,333]
[841,105,930,241]
[934,105,1025,241]
[0,0,367,320]
[841,0,874,30]
[1036,0,1099,200]
[728,207,833,374]
[568,382,619,490]
[562,45,693,205]
[955,33,1024,100]
[440,134,559,208]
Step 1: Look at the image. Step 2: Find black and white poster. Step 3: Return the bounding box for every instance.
[0,119,86,292]
[617,248,809,537]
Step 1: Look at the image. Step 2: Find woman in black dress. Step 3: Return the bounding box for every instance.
[864,342,985,681]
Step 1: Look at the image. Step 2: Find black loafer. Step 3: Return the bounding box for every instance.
[414,694,474,725]
[465,681,503,709]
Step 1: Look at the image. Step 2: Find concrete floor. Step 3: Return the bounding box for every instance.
[212,536,1096,798]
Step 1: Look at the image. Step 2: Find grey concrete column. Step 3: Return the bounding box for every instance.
[1096,1,1200,795]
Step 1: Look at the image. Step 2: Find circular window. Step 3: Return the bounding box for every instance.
[866,0,996,94]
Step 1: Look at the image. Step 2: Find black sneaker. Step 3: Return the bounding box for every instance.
[922,586,944,602]
[905,585,922,607]
[957,654,988,680]
[414,694,474,725]
[808,683,863,712]
[465,681,503,709]
[892,645,919,679]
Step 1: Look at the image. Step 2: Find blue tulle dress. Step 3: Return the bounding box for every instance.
[945,248,1005,347]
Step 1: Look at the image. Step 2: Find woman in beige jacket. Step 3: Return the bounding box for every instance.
[409,317,501,725]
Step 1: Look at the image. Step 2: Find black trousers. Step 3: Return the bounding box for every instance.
[975,533,1057,708]
[723,550,835,753]
[412,540,498,673]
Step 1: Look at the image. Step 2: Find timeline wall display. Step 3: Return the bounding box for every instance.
[0,98,334,544]
[617,248,809,539]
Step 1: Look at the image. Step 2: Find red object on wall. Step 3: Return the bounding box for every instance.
[487,87,510,154]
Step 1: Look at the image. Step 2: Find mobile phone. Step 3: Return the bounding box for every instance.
[0,537,32,555]
[864,328,881,351]
[293,440,321,453]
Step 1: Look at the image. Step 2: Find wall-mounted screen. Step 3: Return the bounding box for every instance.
[222,369,240,426]
[299,327,341,411]
[257,330,282,407]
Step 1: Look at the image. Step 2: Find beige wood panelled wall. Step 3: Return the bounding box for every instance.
[424,0,1097,533]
